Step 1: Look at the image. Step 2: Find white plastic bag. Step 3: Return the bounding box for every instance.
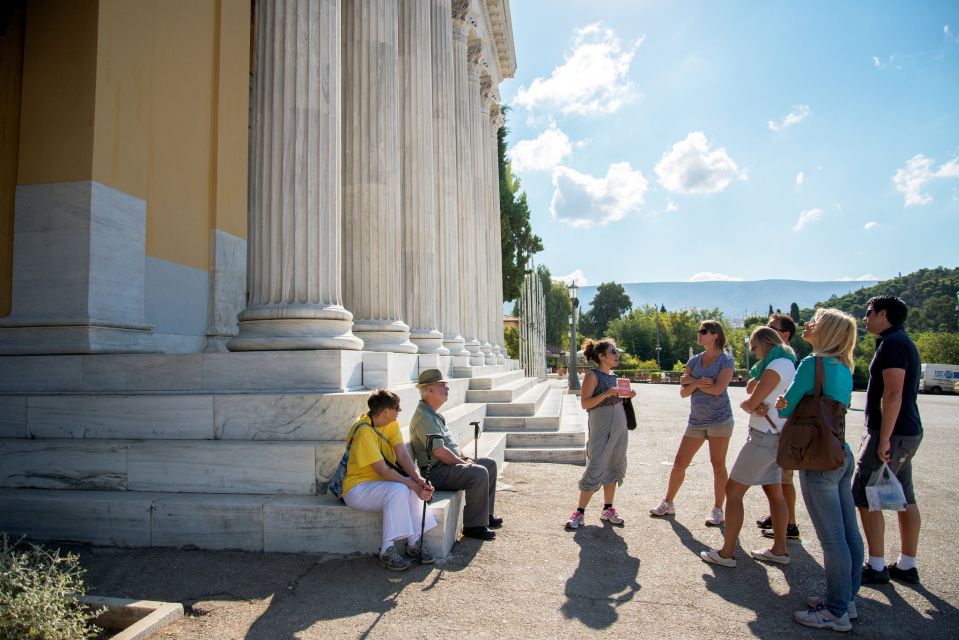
[865,462,907,512]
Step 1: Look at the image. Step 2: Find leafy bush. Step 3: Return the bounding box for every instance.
[0,534,103,640]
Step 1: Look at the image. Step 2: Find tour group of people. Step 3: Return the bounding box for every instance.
[333,294,923,634]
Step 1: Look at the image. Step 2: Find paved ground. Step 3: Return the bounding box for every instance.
[74,385,959,639]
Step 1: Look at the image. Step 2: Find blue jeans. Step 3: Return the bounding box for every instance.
[799,444,864,618]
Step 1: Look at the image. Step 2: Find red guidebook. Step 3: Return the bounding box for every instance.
[617,378,631,397]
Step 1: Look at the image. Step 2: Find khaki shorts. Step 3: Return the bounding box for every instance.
[684,421,734,440]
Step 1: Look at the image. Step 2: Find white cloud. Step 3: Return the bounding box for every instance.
[795,171,805,187]
[514,24,642,116]
[838,274,880,281]
[872,56,881,67]
[768,105,812,131]
[792,207,824,231]
[864,221,880,230]
[665,200,679,213]
[654,132,745,195]
[689,272,744,282]
[871,55,900,70]
[892,154,959,206]
[947,24,959,43]
[509,122,573,173]
[553,269,588,287]
[549,162,648,228]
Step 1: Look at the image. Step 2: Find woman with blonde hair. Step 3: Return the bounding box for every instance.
[775,308,863,632]
[564,338,636,529]
[651,319,735,526]
[700,326,796,568]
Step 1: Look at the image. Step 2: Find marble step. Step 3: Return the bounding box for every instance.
[505,446,586,465]
[0,488,463,558]
[506,431,585,448]
[451,364,507,378]
[484,386,563,430]
[467,368,525,390]
[484,381,551,417]
[465,377,534,403]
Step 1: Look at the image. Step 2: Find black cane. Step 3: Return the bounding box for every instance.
[418,434,442,563]
[471,421,480,460]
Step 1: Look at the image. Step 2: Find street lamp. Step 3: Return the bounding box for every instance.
[655,303,663,369]
[567,281,580,391]
[744,335,750,372]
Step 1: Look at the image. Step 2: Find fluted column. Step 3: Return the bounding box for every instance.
[452,13,481,363]
[431,0,468,356]
[229,0,362,352]
[400,0,447,355]
[342,0,416,353]
[491,107,506,363]
[476,79,494,364]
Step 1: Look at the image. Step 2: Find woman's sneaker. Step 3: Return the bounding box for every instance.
[705,507,725,527]
[405,542,435,564]
[805,596,858,620]
[600,507,624,525]
[565,511,585,529]
[378,546,411,571]
[763,523,801,539]
[793,604,852,632]
[649,500,675,517]
[700,548,736,568]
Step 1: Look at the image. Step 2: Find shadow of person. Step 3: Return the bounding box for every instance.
[854,578,959,638]
[559,524,640,630]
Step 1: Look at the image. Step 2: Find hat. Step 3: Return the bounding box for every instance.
[416,368,449,387]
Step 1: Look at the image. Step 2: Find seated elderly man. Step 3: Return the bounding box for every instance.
[410,368,503,541]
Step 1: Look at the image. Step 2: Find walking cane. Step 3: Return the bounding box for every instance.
[418,434,442,563]
[471,421,480,461]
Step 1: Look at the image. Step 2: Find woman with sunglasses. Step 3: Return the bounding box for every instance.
[565,338,636,529]
[651,320,735,526]
[776,309,862,632]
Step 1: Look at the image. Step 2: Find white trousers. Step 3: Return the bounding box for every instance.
[344,481,437,554]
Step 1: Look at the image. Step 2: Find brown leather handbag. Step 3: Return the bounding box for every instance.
[776,357,847,471]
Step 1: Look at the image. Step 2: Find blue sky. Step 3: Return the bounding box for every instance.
[498,0,959,286]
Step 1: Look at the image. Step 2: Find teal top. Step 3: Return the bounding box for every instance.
[779,356,853,417]
[749,345,797,380]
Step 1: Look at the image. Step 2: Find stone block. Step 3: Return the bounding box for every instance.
[27,395,214,439]
[0,397,27,438]
[214,393,368,441]
[150,494,265,551]
[0,440,130,490]
[0,355,85,392]
[362,352,418,389]
[82,354,203,392]
[202,350,364,392]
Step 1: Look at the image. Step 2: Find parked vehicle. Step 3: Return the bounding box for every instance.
[919,363,959,394]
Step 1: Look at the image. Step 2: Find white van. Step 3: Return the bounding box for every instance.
[919,363,959,394]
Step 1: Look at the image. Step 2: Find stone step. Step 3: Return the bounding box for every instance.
[437,403,488,450]
[505,446,586,465]
[466,368,525,390]
[451,364,507,378]
[484,381,551,417]
[464,377,534,403]
[506,431,585,448]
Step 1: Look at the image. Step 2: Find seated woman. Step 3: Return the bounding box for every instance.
[342,389,437,571]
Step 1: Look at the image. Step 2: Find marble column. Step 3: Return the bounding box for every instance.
[476,78,494,364]
[399,0,447,355]
[431,0,468,357]
[491,107,507,363]
[229,0,362,352]
[341,0,416,353]
[452,14,482,364]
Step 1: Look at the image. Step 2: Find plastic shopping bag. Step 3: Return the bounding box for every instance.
[865,462,907,512]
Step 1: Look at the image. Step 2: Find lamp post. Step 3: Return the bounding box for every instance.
[744,335,750,372]
[655,303,665,369]
[567,282,580,391]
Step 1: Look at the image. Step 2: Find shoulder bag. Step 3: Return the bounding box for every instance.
[776,357,847,471]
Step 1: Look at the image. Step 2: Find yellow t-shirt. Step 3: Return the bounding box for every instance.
[341,413,404,497]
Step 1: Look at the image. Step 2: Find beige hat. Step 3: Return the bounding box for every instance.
[416,368,450,387]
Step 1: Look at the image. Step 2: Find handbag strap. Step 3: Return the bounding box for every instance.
[813,357,824,399]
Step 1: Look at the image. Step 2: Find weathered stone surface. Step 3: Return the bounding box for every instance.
[0,397,27,438]
[0,440,130,490]
[151,494,265,551]
[27,395,213,439]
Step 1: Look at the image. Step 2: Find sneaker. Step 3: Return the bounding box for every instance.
[793,604,852,632]
[649,500,675,517]
[756,515,773,529]
[762,523,801,540]
[600,507,625,526]
[565,511,585,529]
[405,542,435,564]
[750,547,790,565]
[700,548,736,568]
[889,563,920,584]
[861,564,890,584]
[378,546,411,571]
[705,507,725,527]
[806,596,857,620]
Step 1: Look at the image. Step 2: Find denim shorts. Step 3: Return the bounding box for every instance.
[851,430,922,507]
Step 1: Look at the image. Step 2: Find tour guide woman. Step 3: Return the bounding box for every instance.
[342,389,437,572]
[776,308,863,632]
[565,338,636,529]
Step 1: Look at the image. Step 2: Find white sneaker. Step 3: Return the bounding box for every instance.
[600,507,624,525]
[705,507,724,526]
[700,548,736,568]
[649,500,675,517]
[565,511,585,529]
[794,604,852,632]
[806,596,857,620]
[750,547,790,565]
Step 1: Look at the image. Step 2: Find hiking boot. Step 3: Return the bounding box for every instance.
[793,604,852,632]
[600,507,625,526]
[861,564,890,584]
[756,514,773,529]
[378,546,411,571]
[405,543,435,564]
[649,500,675,517]
[762,523,801,540]
[700,548,736,568]
[705,507,725,527]
[889,563,920,584]
[806,596,857,620]
[565,511,585,529]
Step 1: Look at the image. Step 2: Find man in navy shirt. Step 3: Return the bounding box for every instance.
[853,296,923,585]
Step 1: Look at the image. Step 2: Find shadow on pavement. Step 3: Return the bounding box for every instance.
[856,578,959,639]
[559,524,640,630]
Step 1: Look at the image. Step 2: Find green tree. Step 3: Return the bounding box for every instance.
[536,265,573,348]
[503,327,519,360]
[587,282,632,337]
[789,302,800,322]
[498,107,543,301]
[914,332,959,364]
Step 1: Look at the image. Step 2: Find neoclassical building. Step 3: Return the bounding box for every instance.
[0,0,515,372]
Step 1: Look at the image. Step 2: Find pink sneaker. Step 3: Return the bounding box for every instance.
[565,511,585,529]
[601,507,625,526]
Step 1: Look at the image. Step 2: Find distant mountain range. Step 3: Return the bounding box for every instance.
[576,280,879,322]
